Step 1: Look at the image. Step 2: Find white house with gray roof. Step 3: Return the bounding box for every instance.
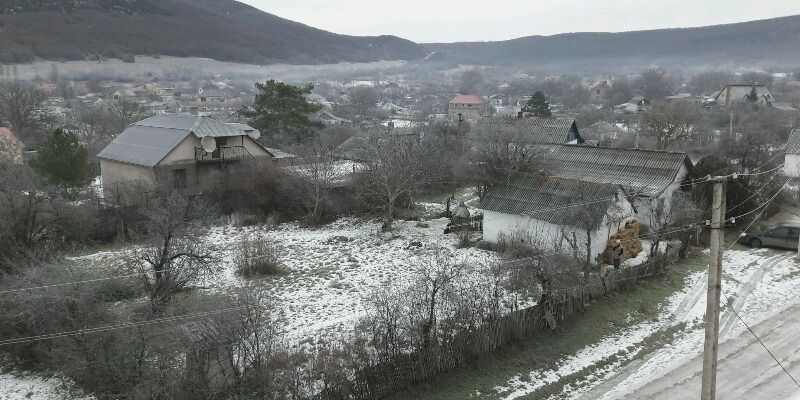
[97,114,273,199]
[480,173,635,263]
[479,145,692,255]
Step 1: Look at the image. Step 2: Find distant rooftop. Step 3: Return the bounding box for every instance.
[449,94,483,105]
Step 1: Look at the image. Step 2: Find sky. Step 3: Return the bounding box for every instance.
[239,0,800,43]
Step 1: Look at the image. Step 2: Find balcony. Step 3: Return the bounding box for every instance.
[194,146,254,164]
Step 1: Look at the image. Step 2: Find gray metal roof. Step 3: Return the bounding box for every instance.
[480,173,625,228]
[471,116,583,145]
[225,122,260,137]
[98,114,257,167]
[787,129,800,155]
[97,124,190,167]
[714,84,774,103]
[135,114,246,138]
[543,145,691,196]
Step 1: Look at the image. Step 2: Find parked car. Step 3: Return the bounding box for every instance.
[738,223,800,250]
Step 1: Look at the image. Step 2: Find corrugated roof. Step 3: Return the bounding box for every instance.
[472,116,582,145]
[714,85,773,103]
[787,129,800,155]
[225,122,260,136]
[98,114,258,167]
[97,124,190,167]
[480,173,625,227]
[334,136,370,161]
[543,145,691,196]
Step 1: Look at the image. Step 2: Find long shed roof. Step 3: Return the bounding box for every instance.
[480,173,625,228]
[472,116,582,145]
[543,145,691,196]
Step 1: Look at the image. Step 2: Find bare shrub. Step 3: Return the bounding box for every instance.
[234,237,283,277]
[496,229,538,259]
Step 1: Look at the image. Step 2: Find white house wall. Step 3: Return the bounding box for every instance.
[482,195,634,262]
[160,135,200,165]
[786,154,800,178]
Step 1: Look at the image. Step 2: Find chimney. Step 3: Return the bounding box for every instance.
[190,106,198,116]
[517,111,524,119]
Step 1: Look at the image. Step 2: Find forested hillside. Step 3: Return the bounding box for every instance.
[428,15,800,70]
[0,0,426,64]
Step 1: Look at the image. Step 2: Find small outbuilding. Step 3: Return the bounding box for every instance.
[480,173,635,263]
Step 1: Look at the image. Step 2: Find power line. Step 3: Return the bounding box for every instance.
[0,306,248,347]
[720,295,800,390]
[0,200,770,296]
[715,178,800,390]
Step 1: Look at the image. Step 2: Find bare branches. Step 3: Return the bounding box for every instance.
[124,192,217,312]
[640,101,704,150]
[354,134,430,229]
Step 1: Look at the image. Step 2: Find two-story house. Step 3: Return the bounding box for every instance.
[448,94,485,122]
[98,114,273,200]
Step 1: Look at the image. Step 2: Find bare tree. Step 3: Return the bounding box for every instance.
[0,81,52,139]
[106,98,152,133]
[0,161,55,270]
[355,135,429,230]
[294,136,343,223]
[410,248,462,347]
[467,119,542,200]
[603,77,634,107]
[648,191,703,257]
[640,101,704,149]
[635,68,674,101]
[72,105,119,157]
[124,193,217,312]
[348,86,379,118]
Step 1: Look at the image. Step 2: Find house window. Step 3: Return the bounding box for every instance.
[173,169,187,189]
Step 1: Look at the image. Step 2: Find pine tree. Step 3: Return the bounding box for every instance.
[30,128,89,187]
[523,91,552,117]
[239,80,323,143]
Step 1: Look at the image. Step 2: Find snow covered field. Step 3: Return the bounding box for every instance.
[0,369,91,400]
[69,215,498,342]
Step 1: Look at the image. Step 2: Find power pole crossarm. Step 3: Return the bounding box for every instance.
[701,181,726,400]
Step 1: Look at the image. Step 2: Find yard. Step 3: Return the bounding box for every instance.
[69,213,500,343]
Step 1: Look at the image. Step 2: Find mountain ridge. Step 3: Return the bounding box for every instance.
[1,1,799,71]
[0,0,426,64]
[426,14,800,70]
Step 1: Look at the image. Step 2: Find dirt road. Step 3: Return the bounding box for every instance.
[619,304,800,399]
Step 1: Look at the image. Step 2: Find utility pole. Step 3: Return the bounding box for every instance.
[701,181,726,400]
[729,111,734,153]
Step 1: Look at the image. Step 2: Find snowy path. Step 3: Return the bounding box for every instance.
[719,253,794,338]
[573,271,709,400]
[591,250,800,400]
[578,251,791,400]
[619,304,800,399]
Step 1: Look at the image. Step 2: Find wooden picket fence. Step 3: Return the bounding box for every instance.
[323,251,678,399]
